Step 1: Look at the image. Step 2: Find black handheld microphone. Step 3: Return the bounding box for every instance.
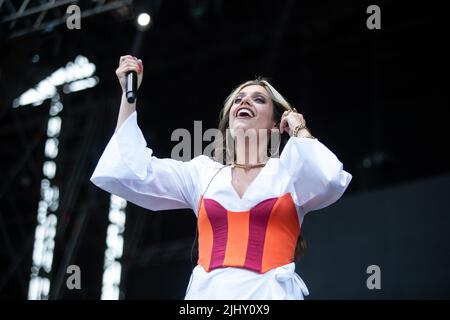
[125,71,137,103]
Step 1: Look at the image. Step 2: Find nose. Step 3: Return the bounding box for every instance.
[240,96,251,106]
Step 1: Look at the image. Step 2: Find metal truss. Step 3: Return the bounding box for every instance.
[0,0,133,40]
[0,98,98,298]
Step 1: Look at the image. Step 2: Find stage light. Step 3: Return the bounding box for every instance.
[137,12,151,26]
[44,138,59,159]
[28,97,62,300]
[13,55,97,108]
[32,54,40,63]
[43,161,56,179]
[63,76,99,94]
[101,195,127,300]
[49,100,63,116]
[47,116,62,137]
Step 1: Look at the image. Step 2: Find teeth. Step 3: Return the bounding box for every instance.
[237,108,254,117]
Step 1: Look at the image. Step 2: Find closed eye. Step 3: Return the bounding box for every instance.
[234,96,265,104]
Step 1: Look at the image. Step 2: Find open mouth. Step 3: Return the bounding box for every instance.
[236,107,255,119]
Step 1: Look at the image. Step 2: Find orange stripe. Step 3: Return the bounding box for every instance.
[223,210,250,267]
[197,198,214,271]
[261,193,300,273]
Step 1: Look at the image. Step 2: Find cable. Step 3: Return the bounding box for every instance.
[190,164,230,270]
[186,163,230,296]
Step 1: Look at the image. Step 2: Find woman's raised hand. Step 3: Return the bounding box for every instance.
[116,55,144,94]
[280,109,305,136]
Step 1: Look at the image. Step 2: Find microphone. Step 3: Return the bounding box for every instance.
[125,71,137,103]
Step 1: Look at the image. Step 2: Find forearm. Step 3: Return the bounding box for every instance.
[115,93,136,132]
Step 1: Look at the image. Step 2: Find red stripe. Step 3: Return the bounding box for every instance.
[244,197,277,272]
[203,199,228,270]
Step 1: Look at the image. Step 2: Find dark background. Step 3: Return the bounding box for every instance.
[0,0,449,299]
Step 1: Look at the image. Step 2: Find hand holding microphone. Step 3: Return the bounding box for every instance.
[116,55,144,104]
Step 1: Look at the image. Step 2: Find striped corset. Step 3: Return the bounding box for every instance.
[197,192,301,274]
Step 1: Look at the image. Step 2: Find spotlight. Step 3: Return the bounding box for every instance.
[137,12,151,28]
[32,54,40,63]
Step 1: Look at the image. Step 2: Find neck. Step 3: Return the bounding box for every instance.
[234,134,269,165]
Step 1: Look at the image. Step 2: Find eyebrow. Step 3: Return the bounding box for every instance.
[235,91,268,98]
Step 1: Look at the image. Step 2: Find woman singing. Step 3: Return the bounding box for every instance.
[90,55,352,299]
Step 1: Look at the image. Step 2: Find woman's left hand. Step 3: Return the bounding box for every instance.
[279,109,306,136]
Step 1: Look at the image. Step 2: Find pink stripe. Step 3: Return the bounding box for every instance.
[203,199,228,270]
[244,197,277,272]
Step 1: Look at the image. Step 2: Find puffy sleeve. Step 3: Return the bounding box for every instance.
[90,110,209,213]
[280,137,352,214]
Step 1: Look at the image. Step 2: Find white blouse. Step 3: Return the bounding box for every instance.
[90,111,352,300]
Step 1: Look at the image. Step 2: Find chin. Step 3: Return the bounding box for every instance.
[230,123,252,132]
